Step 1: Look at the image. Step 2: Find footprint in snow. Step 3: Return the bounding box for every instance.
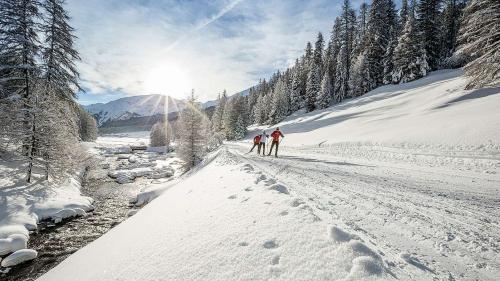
[263,239,279,249]
[279,210,289,216]
[244,187,253,192]
[271,255,280,265]
[254,174,266,184]
[264,178,277,186]
[328,226,359,243]
[268,184,289,195]
[238,242,249,247]
[290,198,305,207]
[228,195,237,199]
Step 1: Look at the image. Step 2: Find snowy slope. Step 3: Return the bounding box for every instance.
[84,95,185,126]
[250,69,500,147]
[38,70,500,281]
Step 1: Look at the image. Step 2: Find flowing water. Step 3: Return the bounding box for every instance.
[2,161,140,281]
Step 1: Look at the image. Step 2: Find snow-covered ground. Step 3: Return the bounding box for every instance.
[38,70,500,280]
[0,152,94,267]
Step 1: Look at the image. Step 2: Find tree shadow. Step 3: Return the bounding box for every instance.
[279,155,374,167]
[434,87,500,109]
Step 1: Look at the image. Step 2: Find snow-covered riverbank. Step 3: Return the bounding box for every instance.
[0,132,183,277]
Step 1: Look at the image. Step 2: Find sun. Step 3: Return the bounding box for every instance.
[143,64,191,97]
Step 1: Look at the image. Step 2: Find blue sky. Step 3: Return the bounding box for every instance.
[68,0,369,105]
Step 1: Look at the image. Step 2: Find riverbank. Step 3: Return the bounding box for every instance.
[0,132,182,280]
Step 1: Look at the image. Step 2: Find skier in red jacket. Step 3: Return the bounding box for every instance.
[268,127,284,157]
[249,134,261,154]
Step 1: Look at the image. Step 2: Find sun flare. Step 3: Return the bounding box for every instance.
[143,64,192,97]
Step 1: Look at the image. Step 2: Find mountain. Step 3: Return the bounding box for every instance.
[84,88,252,128]
[84,95,187,126]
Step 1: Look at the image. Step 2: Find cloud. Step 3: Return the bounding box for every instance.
[67,0,352,103]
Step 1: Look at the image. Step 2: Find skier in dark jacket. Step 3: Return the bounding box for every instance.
[268,127,284,157]
[249,134,261,154]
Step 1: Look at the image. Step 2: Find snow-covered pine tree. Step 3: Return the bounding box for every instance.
[211,91,227,132]
[38,85,86,180]
[304,42,313,71]
[268,77,290,124]
[392,5,430,83]
[382,35,396,84]
[233,96,248,139]
[313,32,324,74]
[253,94,266,125]
[440,0,466,61]
[222,97,235,139]
[0,0,43,182]
[234,114,245,140]
[399,0,409,33]
[441,0,467,61]
[382,1,398,85]
[336,0,357,99]
[417,0,443,70]
[328,18,342,97]
[316,72,332,109]
[352,2,369,60]
[178,90,209,169]
[334,44,348,102]
[41,0,81,101]
[150,121,170,147]
[350,50,372,97]
[305,61,320,112]
[363,0,398,90]
[76,106,98,141]
[290,60,303,112]
[457,0,500,88]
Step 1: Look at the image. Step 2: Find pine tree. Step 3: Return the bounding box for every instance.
[211,91,227,132]
[313,32,324,74]
[350,51,372,97]
[304,42,313,71]
[253,93,266,125]
[222,98,234,139]
[41,0,81,101]
[392,6,430,83]
[76,106,98,141]
[0,0,43,182]
[336,0,357,99]
[305,61,320,112]
[290,61,303,111]
[417,0,442,70]
[150,121,170,147]
[457,0,500,88]
[363,0,398,90]
[440,0,464,59]
[399,0,409,33]
[268,77,290,124]
[316,72,332,109]
[234,114,245,140]
[327,18,342,95]
[352,2,369,59]
[178,90,209,169]
[382,36,396,84]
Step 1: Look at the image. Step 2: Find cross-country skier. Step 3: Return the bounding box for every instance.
[259,130,269,156]
[249,134,261,154]
[268,127,284,157]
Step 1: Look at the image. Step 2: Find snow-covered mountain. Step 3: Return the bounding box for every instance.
[84,95,186,126]
[84,88,252,127]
